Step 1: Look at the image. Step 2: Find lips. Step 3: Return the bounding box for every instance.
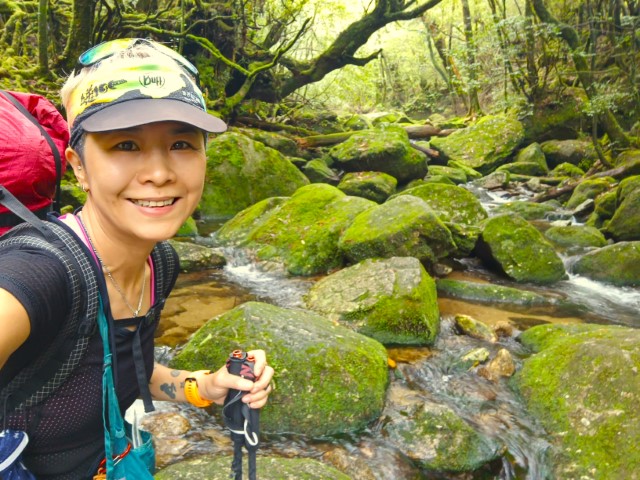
[132,198,176,207]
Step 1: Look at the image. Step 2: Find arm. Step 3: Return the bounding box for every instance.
[149,349,274,409]
[0,288,31,369]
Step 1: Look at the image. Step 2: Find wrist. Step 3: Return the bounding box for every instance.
[184,370,213,407]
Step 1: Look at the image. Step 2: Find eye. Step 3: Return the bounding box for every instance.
[171,140,195,150]
[114,141,139,151]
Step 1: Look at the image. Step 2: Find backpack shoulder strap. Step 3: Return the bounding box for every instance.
[0,90,63,211]
[0,220,99,416]
[151,240,179,304]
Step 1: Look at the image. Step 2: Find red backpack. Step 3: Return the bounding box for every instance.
[0,90,69,234]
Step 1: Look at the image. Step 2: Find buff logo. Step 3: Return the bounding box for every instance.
[140,74,165,88]
[79,80,127,105]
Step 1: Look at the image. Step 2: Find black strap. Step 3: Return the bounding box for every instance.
[0,186,54,238]
[0,90,63,211]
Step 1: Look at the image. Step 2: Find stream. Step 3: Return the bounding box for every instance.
[144,186,640,479]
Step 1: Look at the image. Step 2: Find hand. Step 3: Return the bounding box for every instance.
[200,349,274,409]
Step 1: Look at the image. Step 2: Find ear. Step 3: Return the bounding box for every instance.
[66,147,86,185]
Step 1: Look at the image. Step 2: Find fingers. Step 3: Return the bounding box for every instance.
[243,381,273,409]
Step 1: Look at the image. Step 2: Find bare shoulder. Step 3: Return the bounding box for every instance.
[0,288,31,370]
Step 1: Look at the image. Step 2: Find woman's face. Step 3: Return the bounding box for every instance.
[68,121,206,244]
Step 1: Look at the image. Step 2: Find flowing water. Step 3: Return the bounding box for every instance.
[146,187,639,479]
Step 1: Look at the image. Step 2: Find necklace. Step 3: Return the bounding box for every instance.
[79,216,146,318]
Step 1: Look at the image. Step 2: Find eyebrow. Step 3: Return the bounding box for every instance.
[104,124,201,136]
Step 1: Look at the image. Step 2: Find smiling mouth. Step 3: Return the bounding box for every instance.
[132,198,176,207]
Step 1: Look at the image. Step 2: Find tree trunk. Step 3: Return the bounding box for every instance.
[530,0,632,148]
[60,0,94,71]
[38,0,48,72]
[461,0,482,117]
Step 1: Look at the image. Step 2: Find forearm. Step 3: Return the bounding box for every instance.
[149,362,210,403]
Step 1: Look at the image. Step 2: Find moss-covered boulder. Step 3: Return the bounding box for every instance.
[426,165,468,184]
[305,257,439,346]
[544,225,607,253]
[436,278,551,307]
[301,159,340,184]
[540,139,597,170]
[475,214,566,284]
[514,324,640,480]
[168,240,226,272]
[492,200,558,220]
[233,127,300,157]
[520,88,587,142]
[571,241,640,286]
[336,171,397,203]
[429,115,525,174]
[496,161,547,176]
[606,184,640,241]
[565,177,615,210]
[382,384,501,472]
[549,162,585,178]
[175,217,198,238]
[155,455,352,479]
[215,184,375,275]
[593,189,618,220]
[169,302,389,437]
[338,195,456,268]
[514,142,548,169]
[328,126,428,183]
[200,132,309,219]
[392,183,488,226]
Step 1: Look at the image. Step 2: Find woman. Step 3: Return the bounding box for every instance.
[0,38,274,479]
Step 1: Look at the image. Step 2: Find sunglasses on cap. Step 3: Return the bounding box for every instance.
[74,38,200,85]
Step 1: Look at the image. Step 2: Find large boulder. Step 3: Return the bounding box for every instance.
[571,241,640,286]
[200,132,309,219]
[338,195,456,268]
[328,126,428,183]
[540,139,597,170]
[381,383,501,472]
[305,257,440,345]
[169,302,389,437]
[515,324,640,480]
[392,183,488,226]
[336,171,398,203]
[429,115,525,174]
[215,184,375,275]
[565,177,615,210]
[606,181,640,241]
[475,214,566,284]
[543,225,607,253]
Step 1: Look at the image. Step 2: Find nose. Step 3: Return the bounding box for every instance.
[137,148,177,186]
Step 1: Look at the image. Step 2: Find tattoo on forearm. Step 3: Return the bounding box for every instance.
[160,382,177,399]
[170,369,181,377]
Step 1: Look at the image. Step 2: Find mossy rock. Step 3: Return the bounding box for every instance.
[382,386,501,472]
[475,214,566,284]
[328,125,427,182]
[520,88,587,142]
[155,455,352,479]
[617,175,640,203]
[169,302,389,437]
[338,195,456,268]
[421,174,456,186]
[233,127,300,157]
[549,162,585,178]
[216,184,376,275]
[200,132,309,219]
[336,171,397,203]
[544,224,607,253]
[430,115,525,174]
[175,217,198,238]
[436,278,551,307]
[426,165,467,184]
[492,200,557,221]
[168,240,226,272]
[302,159,340,184]
[565,177,616,210]
[496,161,548,176]
[514,142,548,169]
[447,160,483,181]
[305,257,440,346]
[540,139,597,170]
[605,187,640,241]
[514,324,640,480]
[571,241,640,286]
[392,183,488,226]
[593,190,618,220]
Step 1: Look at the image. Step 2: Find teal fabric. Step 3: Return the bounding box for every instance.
[97,298,155,479]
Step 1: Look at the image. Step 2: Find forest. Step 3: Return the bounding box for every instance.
[1,0,638,151]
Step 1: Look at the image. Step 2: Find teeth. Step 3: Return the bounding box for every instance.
[134,199,174,207]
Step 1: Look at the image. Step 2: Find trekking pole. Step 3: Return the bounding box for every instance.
[222,350,260,480]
